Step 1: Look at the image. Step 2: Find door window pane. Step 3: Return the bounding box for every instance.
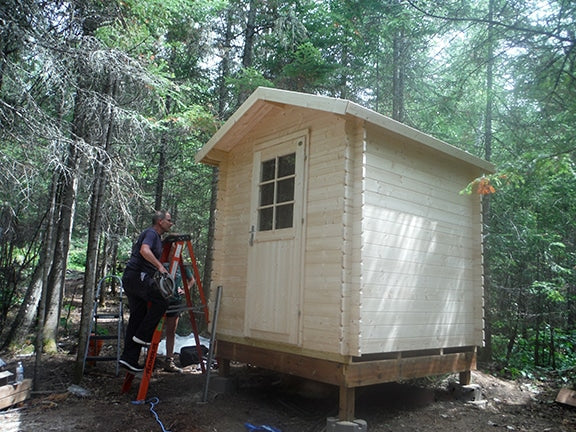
[258,152,296,231]
[278,153,295,177]
[260,182,275,206]
[259,207,273,231]
[276,178,294,203]
[275,203,294,229]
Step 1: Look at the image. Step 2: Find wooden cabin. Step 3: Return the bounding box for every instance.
[196,87,495,420]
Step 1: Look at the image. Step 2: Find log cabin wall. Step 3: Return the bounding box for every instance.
[211,105,360,359]
[359,124,485,354]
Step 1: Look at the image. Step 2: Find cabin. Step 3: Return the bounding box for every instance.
[196,87,495,422]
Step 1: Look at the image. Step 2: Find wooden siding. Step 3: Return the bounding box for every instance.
[292,113,365,358]
[206,97,486,360]
[212,106,359,357]
[340,117,364,356]
[360,125,484,353]
[301,114,349,354]
[209,138,253,337]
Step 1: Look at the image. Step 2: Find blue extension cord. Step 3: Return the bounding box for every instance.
[244,423,282,432]
[132,397,171,432]
[131,397,283,432]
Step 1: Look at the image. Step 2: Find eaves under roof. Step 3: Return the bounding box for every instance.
[196,87,495,173]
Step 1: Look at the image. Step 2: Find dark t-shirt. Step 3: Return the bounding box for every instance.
[125,227,162,275]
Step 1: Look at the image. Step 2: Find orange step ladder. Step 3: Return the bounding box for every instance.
[121,234,210,401]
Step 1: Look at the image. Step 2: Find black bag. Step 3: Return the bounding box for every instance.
[180,345,209,367]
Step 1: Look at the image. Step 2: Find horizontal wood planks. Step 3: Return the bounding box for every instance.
[360,125,484,353]
[216,339,476,388]
[344,349,476,387]
[302,115,349,354]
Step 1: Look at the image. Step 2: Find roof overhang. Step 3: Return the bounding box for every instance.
[196,87,495,173]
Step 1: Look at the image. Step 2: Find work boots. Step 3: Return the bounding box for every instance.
[164,357,184,373]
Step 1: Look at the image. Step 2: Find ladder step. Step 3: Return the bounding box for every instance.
[95,313,121,319]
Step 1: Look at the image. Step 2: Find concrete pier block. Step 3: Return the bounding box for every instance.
[448,381,483,402]
[327,417,368,431]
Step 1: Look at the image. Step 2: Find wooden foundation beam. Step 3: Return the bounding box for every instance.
[216,340,477,421]
[344,350,476,387]
[216,340,346,385]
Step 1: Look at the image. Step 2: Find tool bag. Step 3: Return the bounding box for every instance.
[180,345,209,367]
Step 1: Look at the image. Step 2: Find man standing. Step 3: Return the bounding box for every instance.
[119,210,174,372]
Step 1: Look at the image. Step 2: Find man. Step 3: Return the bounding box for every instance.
[119,210,174,372]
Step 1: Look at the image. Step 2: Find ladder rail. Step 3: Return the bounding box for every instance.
[177,239,209,373]
[82,274,124,376]
[183,239,210,323]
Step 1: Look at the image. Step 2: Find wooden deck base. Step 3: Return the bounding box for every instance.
[216,340,476,421]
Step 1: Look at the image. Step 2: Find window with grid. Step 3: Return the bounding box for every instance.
[257,152,296,231]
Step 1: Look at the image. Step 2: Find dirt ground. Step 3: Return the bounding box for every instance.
[1,349,575,432]
[1,277,576,432]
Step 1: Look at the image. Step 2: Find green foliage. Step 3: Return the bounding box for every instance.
[493,327,576,380]
[3,0,576,378]
[68,240,87,272]
[226,68,275,97]
[280,42,334,91]
[486,150,576,376]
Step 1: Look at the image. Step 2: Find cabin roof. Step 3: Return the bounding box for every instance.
[196,87,495,173]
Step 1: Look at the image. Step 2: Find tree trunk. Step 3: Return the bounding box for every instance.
[534,326,541,366]
[218,6,234,117]
[549,326,555,368]
[202,167,219,300]
[504,322,518,365]
[42,140,79,353]
[2,266,42,349]
[74,171,105,382]
[1,193,56,349]
[242,0,257,69]
[74,77,117,383]
[32,175,59,391]
[479,0,495,363]
[155,135,167,210]
[391,29,406,122]
[97,233,108,291]
[238,0,258,103]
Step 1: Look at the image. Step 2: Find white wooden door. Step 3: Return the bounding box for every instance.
[246,133,307,345]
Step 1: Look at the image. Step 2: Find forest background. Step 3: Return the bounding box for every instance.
[1,0,575,386]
